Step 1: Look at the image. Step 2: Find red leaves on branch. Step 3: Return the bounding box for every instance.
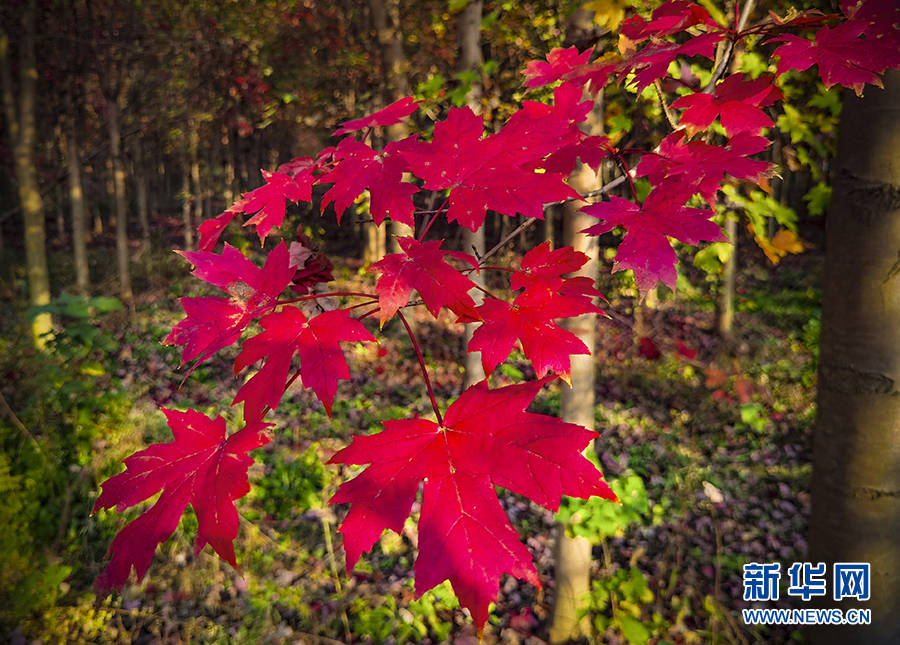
[329,378,615,630]
[164,242,294,373]
[582,183,729,295]
[465,243,605,383]
[617,32,723,94]
[233,307,375,420]
[240,167,315,243]
[671,74,783,137]
[637,131,773,207]
[621,0,717,42]
[93,410,271,593]
[333,96,419,136]
[368,236,481,327]
[321,138,419,226]
[769,17,900,95]
[399,106,578,231]
[523,45,592,88]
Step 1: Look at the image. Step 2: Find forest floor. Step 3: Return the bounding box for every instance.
[5,228,821,645]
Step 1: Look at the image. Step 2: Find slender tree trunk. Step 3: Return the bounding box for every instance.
[550,162,600,644]
[133,129,150,253]
[64,127,89,295]
[179,129,194,251]
[454,0,487,388]
[190,120,203,244]
[807,70,900,645]
[223,125,236,206]
[0,0,52,346]
[107,93,132,309]
[549,88,604,644]
[716,215,736,338]
[369,0,408,259]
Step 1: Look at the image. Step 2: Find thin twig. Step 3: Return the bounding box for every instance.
[0,388,48,461]
[655,78,680,130]
[702,0,759,94]
[398,309,443,426]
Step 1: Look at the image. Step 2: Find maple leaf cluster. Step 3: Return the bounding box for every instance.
[94,0,900,632]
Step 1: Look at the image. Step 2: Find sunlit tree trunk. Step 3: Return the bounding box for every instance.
[107,91,133,309]
[368,0,408,259]
[0,0,52,346]
[179,129,194,251]
[455,0,486,388]
[190,119,203,242]
[807,70,900,645]
[716,215,736,338]
[550,88,604,643]
[62,119,89,296]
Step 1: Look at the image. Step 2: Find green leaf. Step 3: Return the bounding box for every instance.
[803,182,831,217]
[693,242,733,274]
[619,615,651,645]
[88,296,124,313]
[448,0,469,13]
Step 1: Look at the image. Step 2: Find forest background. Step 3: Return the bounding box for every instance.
[0,0,897,643]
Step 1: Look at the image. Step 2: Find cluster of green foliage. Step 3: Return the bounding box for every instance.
[0,295,131,630]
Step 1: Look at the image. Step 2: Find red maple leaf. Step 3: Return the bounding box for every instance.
[164,242,294,372]
[333,97,420,136]
[400,106,578,231]
[198,199,247,252]
[769,20,900,95]
[636,131,773,207]
[523,46,592,88]
[233,307,375,420]
[842,0,900,39]
[320,138,419,226]
[670,73,783,137]
[463,242,604,381]
[581,181,729,294]
[467,289,599,383]
[510,242,592,291]
[329,378,615,630]
[197,158,317,251]
[239,167,315,244]
[621,0,717,42]
[368,236,481,327]
[93,409,271,593]
[617,32,723,94]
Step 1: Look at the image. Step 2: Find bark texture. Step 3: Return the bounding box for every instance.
[807,70,900,645]
[0,0,53,346]
[456,0,486,388]
[549,91,604,643]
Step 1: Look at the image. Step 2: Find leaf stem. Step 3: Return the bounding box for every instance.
[417,198,448,241]
[278,291,378,305]
[397,309,443,426]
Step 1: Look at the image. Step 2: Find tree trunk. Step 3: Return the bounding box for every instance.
[369,0,411,257]
[807,69,900,645]
[64,128,89,295]
[190,120,203,246]
[133,128,150,253]
[179,129,194,251]
[454,0,486,388]
[550,161,600,644]
[107,92,133,309]
[549,88,604,642]
[0,0,52,346]
[716,215,736,338]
